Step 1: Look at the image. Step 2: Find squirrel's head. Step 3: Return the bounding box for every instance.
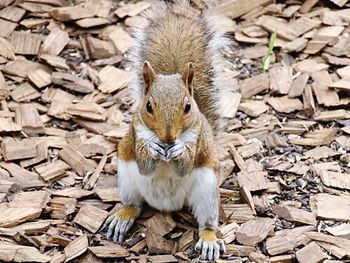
[140,61,198,144]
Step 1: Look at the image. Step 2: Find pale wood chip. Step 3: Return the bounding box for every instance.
[178,230,195,252]
[237,142,261,159]
[285,37,308,53]
[59,144,96,176]
[238,100,269,117]
[236,217,275,246]
[125,15,150,29]
[320,170,350,190]
[0,37,15,60]
[266,226,314,255]
[268,161,309,175]
[145,230,175,254]
[273,205,317,225]
[329,79,350,93]
[235,31,268,44]
[39,54,69,70]
[326,223,350,239]
[293,59,329,74]
[74,205,108,233]
[52,72,94,94]
[237,170,268,192]
[114,1,151,18]
[89,245,130,258]
[307,231,350,258]
[28,68,52,88]
[288,72,309,98]
[48,197,76,219]
[215,0,273,19]
[240,73,269,99]
[41,28,69,55]
[0,207,42,228]
[53,187,94,199]
[64,235,88,262]
[296,242,328,263]
[10,31,42,55]
[311,193,350,221]
[300,0,318,13]
[336,65,350,79]
[83,155,107,190]
[11,82,41,103]
[15,104,45,134]
[34,160,70,182]
[303,84,316,117]
[86,36,116,59]
[314,109,350,121]
[0,117,21,133]
[107,26,134,54]
[67,102,107,121]
[304,146,339,160]
[0,244,51,262]
[20,18,49,28]
[98,66,132,93]
[269,65,293,94]
[289,128,338,146]
[143,213,176,236]
[0,18,17,38]
[50,6,94,21]
[267,96,303,113]
[1,138,37,161]
[96,188,120,203]
[75,18,110,28]
[257,16,320,41]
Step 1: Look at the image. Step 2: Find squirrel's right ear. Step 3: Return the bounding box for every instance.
[182,62,194,96]
[143,61,155,94]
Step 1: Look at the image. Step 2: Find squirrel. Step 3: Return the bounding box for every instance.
[104,0,234,260]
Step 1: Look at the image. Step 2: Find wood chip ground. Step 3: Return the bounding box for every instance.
[0,0,350,262]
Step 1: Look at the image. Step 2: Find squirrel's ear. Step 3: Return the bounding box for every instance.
[143,61,155,94]
[182,62,194,96]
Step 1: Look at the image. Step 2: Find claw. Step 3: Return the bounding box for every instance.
[196,228,225,261]
[103,206,140,243]
[165,142,185,160]
[149,141,167,159]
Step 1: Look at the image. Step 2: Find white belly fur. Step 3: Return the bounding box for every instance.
[118,160,194,211]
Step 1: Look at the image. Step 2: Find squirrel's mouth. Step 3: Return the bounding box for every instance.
[162,142,175,151]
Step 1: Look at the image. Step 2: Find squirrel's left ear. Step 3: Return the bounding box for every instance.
[143,61,155,94]
[182,62,194,96]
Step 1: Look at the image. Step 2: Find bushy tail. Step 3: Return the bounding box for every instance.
[127,0,240,130]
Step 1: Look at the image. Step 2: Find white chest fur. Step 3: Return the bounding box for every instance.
[118,160,199,211]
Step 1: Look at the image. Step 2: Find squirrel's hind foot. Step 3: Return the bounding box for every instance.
[195,228,226,261]
[103,206,141,243]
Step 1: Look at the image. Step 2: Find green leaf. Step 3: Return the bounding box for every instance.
[262,30,277,72]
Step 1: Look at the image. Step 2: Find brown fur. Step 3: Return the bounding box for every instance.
[118,126,135,161]
[199,228,218,242]
[140,72,198,143]
[143,13,216,126]
[116,206,140,220]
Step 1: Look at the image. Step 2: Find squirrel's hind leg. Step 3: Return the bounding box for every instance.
[104,127,144,243]
[104,159,144,243]
[187,167,226,260]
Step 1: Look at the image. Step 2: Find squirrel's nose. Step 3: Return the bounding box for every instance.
[160,133,176,144]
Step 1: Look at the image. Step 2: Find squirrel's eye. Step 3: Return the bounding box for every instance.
[146,101,153,113]
[184,102,191,114]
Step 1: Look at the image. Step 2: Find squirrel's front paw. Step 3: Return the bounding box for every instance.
[103,206,140,243]
[148,141,167,160]
[166,142,185,160]
[195,229,226,261]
